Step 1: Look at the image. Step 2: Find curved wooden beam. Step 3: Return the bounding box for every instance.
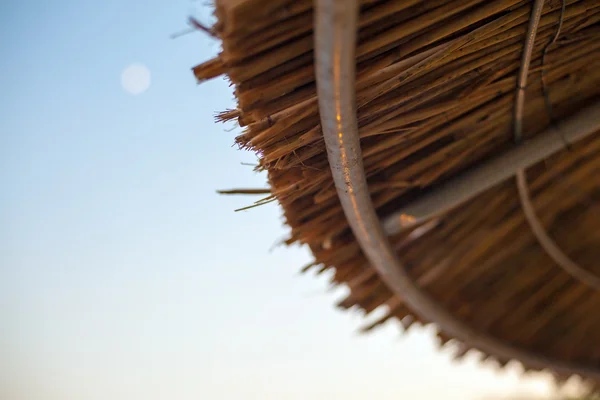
[314,0,600,380]
[513,0,600,291]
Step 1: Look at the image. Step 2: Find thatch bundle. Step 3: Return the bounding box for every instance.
[194,0,600,387]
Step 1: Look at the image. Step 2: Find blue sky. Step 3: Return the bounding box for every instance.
[0,1,563,399]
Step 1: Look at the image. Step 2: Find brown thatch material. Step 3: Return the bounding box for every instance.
[194,0,600,387]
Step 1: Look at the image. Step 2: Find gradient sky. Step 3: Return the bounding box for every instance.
[0,1,570,399]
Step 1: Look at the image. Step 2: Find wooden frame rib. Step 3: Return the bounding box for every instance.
[314,0,600,380]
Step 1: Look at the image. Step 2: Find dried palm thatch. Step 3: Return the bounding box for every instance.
[194,0,600,389]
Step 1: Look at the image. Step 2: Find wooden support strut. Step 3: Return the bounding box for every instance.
[314,0,600,380]
[382,101,600,235]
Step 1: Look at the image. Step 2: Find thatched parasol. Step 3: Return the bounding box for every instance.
[194,0,600,389]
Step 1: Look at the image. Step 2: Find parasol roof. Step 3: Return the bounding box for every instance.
[194,0,600,388]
